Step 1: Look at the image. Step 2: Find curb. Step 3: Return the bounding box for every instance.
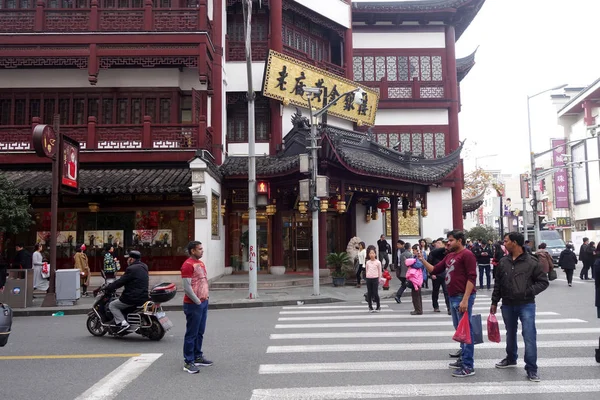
[12,297,343,317]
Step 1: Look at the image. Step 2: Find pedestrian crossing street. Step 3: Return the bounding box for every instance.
[249,293,600,399]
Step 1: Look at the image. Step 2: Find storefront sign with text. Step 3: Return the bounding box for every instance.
[262,51,379,126]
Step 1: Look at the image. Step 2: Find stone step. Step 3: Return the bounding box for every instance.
[210,276,332,290]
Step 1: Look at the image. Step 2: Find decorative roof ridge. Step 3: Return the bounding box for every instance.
[352,0,477,12]
[324,125,463,167]
[457,46,478,82]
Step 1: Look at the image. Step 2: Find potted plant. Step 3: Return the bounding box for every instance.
[327,252,353,287]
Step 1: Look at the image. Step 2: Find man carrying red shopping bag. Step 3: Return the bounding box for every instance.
[420,230,478,378]
[490,232,549,383]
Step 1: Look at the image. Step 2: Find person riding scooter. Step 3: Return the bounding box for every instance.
[105,250,149,333]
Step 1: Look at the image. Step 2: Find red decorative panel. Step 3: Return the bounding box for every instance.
[0,11,35,33]
[0,57,88,69]
[153,10,199,31]
[152,125,198,149]
[45,10,90,32]
[203,127,213,152]
[0,126,31,151]
[99,10,144,31]
[96,126,143,149]
[226,41,268,62]
[99,56,198,69]
[61,126,88,150]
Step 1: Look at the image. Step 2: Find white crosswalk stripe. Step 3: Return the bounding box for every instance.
[251,296,600,399]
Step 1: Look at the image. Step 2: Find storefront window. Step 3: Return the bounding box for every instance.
[228,212,268,272]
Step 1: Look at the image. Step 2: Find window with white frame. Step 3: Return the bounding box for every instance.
[571,141,589,204]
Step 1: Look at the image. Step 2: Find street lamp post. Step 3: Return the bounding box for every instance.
[527,84,567,246]
[303,87,365,296]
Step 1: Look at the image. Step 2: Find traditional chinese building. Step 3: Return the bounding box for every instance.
[0,0,484,278]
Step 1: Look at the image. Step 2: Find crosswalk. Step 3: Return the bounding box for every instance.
[249,293,600,399]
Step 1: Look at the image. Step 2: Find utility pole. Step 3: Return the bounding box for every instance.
[242,0,257,299]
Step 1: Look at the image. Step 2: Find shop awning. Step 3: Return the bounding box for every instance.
[0,167,191,196]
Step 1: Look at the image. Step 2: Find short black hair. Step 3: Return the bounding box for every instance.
[539,242,547,249]
[436,237,445,243]
[504,232,524,246]
[447,230,465,245]
[366,245,377,257]
[411,244,419,251]
[583,237,589,242]
[16,243,24,248]
[404,242,411,250]
[525,240,530,244]
[397,240,405,245]
[186,241,202,254]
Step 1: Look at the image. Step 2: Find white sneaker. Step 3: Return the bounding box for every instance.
[117,321,130,333]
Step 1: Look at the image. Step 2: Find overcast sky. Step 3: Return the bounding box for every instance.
[456,0,600,174]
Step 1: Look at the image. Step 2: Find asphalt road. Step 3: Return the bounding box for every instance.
[1,271,599,400]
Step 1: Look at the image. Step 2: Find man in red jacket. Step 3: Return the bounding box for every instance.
[420,230,478,378]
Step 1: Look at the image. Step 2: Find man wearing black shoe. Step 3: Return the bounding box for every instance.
[490,232,549,382]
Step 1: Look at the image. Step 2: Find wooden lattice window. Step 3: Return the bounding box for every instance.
[145,98,156,123]
[282,11,331,63]
[0,100,10,125]
[159,98,171,123]
[14,99,26,125]
[131,98,142,124]
[43,98,56,125]
[226,94,270,142]
[73,98,85,125]
[372,127,448,159]
[353,52,444,83]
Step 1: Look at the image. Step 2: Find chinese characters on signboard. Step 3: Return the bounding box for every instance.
[551,138,569,209]
[61,135,80,193]
[262,51,379,126]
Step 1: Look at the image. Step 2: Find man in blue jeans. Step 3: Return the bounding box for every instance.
[490,232,548,382]
[420,230,478,377]
[181,241,213,374]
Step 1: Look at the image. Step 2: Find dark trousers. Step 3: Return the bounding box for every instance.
[378,251,389,269]
[478,264,491,289]
[431,276,449,310]
[411,287,422,314]
[396,277,407,298]
[183,300,208,364]
[565,269,574,284]
[581,262,592,279]
[356,265,364,286]
[366,278,380,310]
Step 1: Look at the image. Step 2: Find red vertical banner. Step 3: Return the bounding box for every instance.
[551,139,569,209]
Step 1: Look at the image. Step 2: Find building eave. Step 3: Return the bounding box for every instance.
[557,77,600,118]
[457,47,478,82]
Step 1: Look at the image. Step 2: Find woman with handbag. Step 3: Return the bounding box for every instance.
[536,243,556,281]
[32,243,49,292]
[74,244,91,297]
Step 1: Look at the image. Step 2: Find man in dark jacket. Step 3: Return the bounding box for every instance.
[394,242,412,304]
[472,239,493,290]
[11,243,32,269]
[579,237,593,280]
[428,238,450,314]
[490,232,549,383]
[107,250,149,333]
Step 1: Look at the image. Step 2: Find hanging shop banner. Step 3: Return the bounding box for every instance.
[551,138,569,209]
[262,50,379,126]
[61,135,80,194]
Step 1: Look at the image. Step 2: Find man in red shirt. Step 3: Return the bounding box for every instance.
[181,241,213,374]
[419,230,478,378]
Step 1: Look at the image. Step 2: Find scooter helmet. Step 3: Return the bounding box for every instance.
[125,250,142,260]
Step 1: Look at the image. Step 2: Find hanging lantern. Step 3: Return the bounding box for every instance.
[298,201,308,214]
[320,199,328,213]
[178,210,186,222]
[88,203,100,213]
[337,200,346,214]
[402,210,408,218]
[372,210,378,220]
[377,197,390,213]
[422,208,428,217]
[409,207,416,217]
[329,196,338,208]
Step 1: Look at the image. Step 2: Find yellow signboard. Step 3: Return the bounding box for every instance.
[262,51,379,126]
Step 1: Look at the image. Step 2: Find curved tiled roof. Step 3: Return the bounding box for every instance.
[219,155,300,178]
[462,188,486,213]
[0,167,192,196]
[457,47,478,82]
[323,126,462,183]
[352,0,486,39]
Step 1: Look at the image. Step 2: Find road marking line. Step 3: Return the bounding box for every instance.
[73,353,162,400]
[0,353,141,361]
[280,309,394,315]
[250,379,600,399]
[274,318,586,329]
[259,357,600,374]
[282,305,391,310]
[269,327,600,340]
[266,340,598,353]
[277,311,559,321]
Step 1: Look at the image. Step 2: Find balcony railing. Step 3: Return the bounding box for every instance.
[226,40,268,62]
[359,78,447,101]
[0,116,212,152]
[0,2,212,33]
[282,45,346,77]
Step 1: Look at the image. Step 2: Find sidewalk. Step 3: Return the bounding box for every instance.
[11,283,433,317]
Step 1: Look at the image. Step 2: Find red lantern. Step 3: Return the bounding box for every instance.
[329,197,338,207]
[178,210,186,222]
[149,211,159,228]
[377,200,390,211]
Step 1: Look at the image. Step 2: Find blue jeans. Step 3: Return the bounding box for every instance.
[501,303,538,373]
[183,300,209,364]
[450,294,476,370]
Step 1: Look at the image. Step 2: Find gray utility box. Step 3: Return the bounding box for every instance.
[0,269,34,308]
[56,269,81,306]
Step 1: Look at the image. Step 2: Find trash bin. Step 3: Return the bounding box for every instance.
[56,269,81,306]
[0,269,34,308]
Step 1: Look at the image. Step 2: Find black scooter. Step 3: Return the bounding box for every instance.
[86,282,176,341]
